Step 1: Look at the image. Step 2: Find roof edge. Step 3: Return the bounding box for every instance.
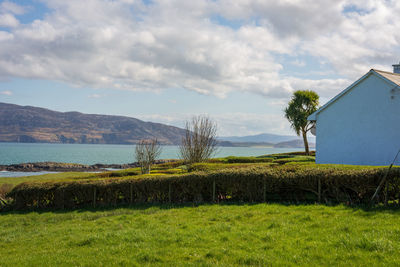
[371,69,400,88]
[307,69,388,121]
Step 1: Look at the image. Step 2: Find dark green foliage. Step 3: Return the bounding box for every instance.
[7,167,400,210]
[97,170,141,178]
[156,160,185,169]
[224,156,273,163]
[272,156,315,164]
[284,90,319,154]
[284,90,319,135]
[0,183,12,210]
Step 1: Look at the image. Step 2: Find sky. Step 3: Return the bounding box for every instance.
[0,0,399,136]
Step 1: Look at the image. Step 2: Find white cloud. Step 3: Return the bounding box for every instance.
[0,13,19,27]
[0,31,13,41]
[0,0,398,101]
[136,112,293,136]
[0,90,12,95]
[287,77,351,99]
[0,1,27,15]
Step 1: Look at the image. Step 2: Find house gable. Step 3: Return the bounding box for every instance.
[312,70,400,165]
[308,69,400,121]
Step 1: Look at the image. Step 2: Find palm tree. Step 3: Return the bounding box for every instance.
[284,90,319,155]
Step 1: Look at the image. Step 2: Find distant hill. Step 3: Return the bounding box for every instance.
[0,102,316,148]
[0,102,186,145]
[218,140,314,148]
[219,133,315,144]
[274,139,315,149]
[218,141,274,147]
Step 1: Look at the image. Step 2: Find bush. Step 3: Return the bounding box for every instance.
[0,183,14,210]
[6,166,400,210]
[97,170,140,178]
[0,183,13,199]
[155,160,185,169]
[272,156,315,165]
[225,156,273,163]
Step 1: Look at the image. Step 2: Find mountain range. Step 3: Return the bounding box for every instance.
[219,133,315,144]
[0,102,186,145]
[0,102,314,148]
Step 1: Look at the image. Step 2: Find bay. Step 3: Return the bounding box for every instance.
[0,142,304,165]
[0,171,57,178]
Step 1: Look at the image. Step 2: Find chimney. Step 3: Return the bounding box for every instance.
[393,62,400,74]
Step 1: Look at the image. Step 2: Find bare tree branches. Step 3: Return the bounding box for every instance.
[135,139,162,174]
[179,116,218,164]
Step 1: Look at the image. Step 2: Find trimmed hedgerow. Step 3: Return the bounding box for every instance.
[6,166,400,210]
[272,156,315,165]
[224,157,274,163]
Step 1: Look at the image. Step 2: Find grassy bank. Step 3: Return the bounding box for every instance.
[0,172,96,186]
[1,204,400,266]
[0,153,384,188]
[3,153,394,208]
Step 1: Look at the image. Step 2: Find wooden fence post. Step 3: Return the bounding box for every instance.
[130,183,133,204]
[318,177,321,203]
[62,188,65,210]
[93,187,96,208]
[384,180,388,206]
[168,183,172,203]
[212,179,216,203]
[263,179,266,202]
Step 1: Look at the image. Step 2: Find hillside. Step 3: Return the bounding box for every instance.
[274,139,315,148]
[220,133,315,143]
[0,102,186,145]
[219,140,314,148]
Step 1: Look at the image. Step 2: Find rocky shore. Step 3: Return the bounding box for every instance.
[0,159,178,172]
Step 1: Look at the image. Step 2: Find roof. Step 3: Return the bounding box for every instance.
[308,69,400,121]
[373,69,400,86]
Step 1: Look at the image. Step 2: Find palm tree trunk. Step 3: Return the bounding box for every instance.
[302,130,309,155]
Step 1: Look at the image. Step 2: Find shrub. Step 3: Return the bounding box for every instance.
[179,116,218,164]
[0,183,13,199]
[155,160,185,169]
[0,183,13,210]
[135,139,162,174]
[272,156,315,165]
[97,170,141,178]
[225,156,273,163]
[6,166,400,210]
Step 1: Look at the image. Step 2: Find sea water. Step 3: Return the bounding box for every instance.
[0,142,304,177]
[0,142,304,165]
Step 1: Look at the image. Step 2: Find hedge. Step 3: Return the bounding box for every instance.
[6,167,400,210]
[224,157,273,163]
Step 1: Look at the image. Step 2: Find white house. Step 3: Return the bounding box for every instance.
[308,63,400,166]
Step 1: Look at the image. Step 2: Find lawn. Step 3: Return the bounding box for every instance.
[1,204,400,266]
[1,154,399,265]
[0,172,97,186]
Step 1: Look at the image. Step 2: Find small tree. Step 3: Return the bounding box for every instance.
[284,90,319,155]
[135,139,162,174]
[179,116,218,165]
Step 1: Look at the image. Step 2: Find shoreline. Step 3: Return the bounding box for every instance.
[0,159,178,173]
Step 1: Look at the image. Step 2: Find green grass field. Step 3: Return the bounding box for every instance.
[1,204,400,266]
[0,172,97,186]
[1,154,399,266]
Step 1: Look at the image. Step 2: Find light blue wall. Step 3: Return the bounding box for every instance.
[316,73,400,165]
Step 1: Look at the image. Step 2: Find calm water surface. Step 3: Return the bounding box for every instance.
[0,143,303,177]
